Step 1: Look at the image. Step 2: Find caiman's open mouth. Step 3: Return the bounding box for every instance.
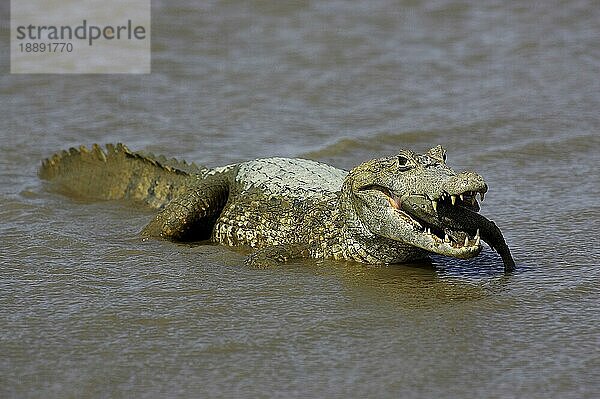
[394,188,485,257]
[361,184,515,271]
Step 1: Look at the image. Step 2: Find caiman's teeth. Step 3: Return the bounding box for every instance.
[475,229,481,246]
[464,236,469,247]
[459,194,464,201]
[426,227,431,235]
[432,200,438,212]
[451,195,457,205]
[444,233,450,243]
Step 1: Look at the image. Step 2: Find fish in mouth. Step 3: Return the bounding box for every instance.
[396,189,515,272]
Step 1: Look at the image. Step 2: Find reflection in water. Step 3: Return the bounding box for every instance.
[305,257,503,308]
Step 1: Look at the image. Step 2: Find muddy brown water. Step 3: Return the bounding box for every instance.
[1,1,599,398]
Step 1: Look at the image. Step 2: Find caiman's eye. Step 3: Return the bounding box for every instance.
[442,151,447,162]
[397,155,412,171]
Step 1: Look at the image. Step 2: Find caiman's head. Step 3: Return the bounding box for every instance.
[342,146,514,269]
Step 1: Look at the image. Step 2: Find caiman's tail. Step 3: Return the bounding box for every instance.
[39,143,206,209]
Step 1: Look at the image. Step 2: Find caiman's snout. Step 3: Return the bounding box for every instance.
[443,171,488,199]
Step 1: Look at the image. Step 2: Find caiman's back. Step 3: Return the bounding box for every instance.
[211,157,348,249]
[230,157,348,197]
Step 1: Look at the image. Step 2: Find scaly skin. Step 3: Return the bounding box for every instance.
[39,143,515,271]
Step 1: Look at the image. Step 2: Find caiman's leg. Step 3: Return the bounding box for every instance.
[141,176,229,241]
[245,244,311,268]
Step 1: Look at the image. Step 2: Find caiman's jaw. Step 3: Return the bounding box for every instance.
[362,185,487,259]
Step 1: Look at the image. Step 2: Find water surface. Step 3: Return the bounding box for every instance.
[1,1,599,398]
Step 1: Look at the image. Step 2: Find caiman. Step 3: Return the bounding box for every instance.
[39,143,515,271]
